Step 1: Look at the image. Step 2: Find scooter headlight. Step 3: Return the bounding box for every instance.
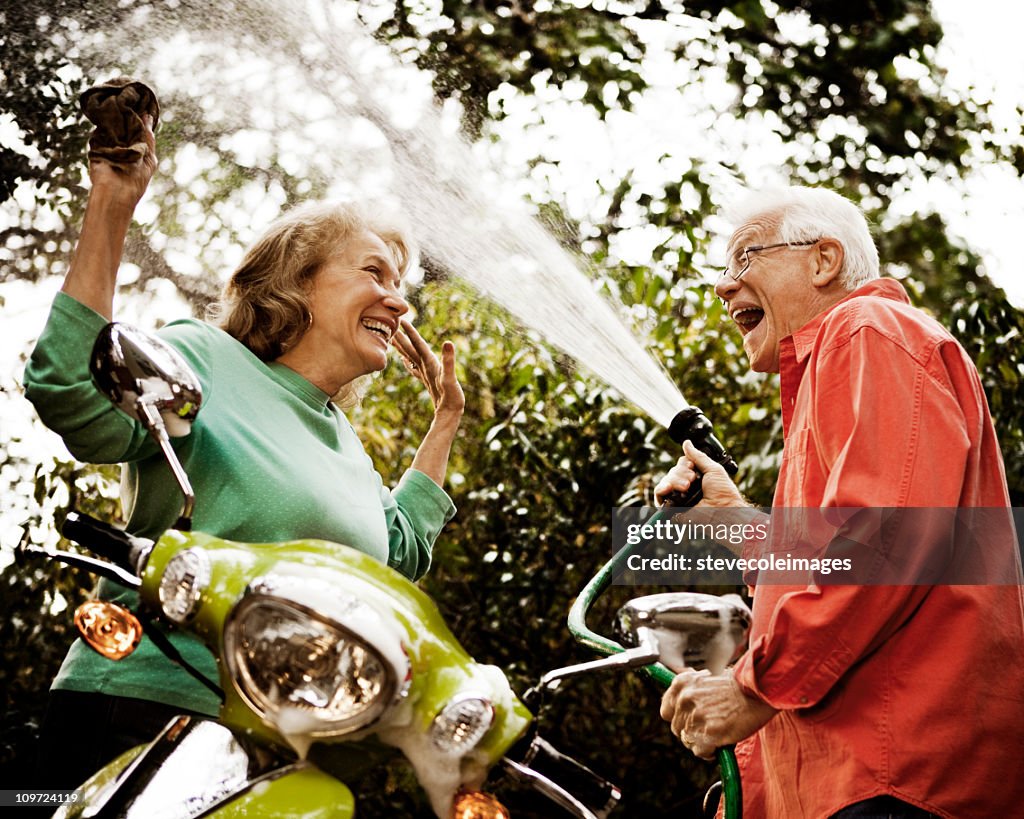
[224,576,409,738]
[159,548,210,624]
[429,693,495,754]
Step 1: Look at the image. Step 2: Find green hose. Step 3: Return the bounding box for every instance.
[566,512,742,819]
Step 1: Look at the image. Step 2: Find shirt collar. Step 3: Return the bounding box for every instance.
[266,361,333,409]
[788,277,910,365]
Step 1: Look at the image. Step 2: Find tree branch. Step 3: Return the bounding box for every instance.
[123,232,221,313]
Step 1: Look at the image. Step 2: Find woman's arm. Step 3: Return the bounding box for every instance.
[409,409,461,486]
[378,321,463,579]
[23,116,161,462]
[61,114,157,318]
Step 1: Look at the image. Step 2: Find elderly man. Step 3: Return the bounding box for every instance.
[655,187,1024,818]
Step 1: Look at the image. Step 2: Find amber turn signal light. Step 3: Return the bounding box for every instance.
[74,600,143,660]
[450,790,510,819]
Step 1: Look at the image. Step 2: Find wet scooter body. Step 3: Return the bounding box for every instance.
[55,520,535,819]
[26,323,619,819]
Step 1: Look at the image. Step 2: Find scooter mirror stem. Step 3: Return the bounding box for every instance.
[534,628,661,692]
[136,396,195,530]
[90,322,203,531]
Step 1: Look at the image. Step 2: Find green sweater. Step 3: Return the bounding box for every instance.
[24,292,456,714]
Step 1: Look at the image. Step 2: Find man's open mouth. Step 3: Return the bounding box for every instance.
[732,306,764,335]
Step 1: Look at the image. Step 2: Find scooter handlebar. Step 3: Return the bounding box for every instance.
[505,733,621,819]
[61,512,151,576]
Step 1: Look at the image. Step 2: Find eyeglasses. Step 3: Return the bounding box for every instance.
[722,240,820,281]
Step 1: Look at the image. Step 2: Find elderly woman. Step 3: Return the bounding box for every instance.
[24,115,463,787]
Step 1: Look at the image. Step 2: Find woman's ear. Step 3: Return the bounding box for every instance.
[812,238,844,288]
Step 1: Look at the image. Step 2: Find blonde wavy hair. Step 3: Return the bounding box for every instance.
[211,201,415,406]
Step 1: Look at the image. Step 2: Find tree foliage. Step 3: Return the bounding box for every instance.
[2,0,1022,814]
[0,457,119,785]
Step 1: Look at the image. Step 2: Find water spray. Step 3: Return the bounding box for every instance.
[92,0,734,464]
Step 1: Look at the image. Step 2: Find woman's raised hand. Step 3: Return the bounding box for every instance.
[392,320,465,420]
[89,113,157,210]
[61,114,158,319]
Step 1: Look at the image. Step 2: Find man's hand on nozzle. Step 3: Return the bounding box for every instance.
[654,439,745,507]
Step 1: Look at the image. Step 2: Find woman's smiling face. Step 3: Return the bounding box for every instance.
[301,229,409,388]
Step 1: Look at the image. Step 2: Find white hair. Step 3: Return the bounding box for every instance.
[724,187,879,289]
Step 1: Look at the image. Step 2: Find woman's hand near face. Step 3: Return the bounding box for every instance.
[393,320,465,420]
[394,320,464,488]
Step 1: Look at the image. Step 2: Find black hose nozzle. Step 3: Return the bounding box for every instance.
[663,407,738,508]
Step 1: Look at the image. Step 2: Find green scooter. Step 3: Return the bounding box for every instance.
[25,323,621,819]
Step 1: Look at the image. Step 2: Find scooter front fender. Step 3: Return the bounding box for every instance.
[205,765,355,819]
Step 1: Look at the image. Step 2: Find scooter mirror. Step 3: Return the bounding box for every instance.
[90,322,202,437]
[90,322,201,529]
[616,593,751,675]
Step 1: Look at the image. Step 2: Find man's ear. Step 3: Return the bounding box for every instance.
[812,238,844,288]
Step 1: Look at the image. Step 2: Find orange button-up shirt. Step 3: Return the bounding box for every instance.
[730,279,1024,818]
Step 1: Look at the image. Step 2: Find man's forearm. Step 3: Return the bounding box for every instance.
[671,505,770,557]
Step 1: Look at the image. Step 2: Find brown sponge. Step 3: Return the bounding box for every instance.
[79,77,160,167]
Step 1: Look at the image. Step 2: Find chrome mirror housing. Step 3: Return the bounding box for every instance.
[617,593,751,675]
[90,323,202,529]
[528,592,751,699]
[90,323,202,437]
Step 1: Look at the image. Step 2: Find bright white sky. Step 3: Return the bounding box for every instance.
[465,0,1023,306]
[1,1,1022,557]
[921,0,1024,306]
